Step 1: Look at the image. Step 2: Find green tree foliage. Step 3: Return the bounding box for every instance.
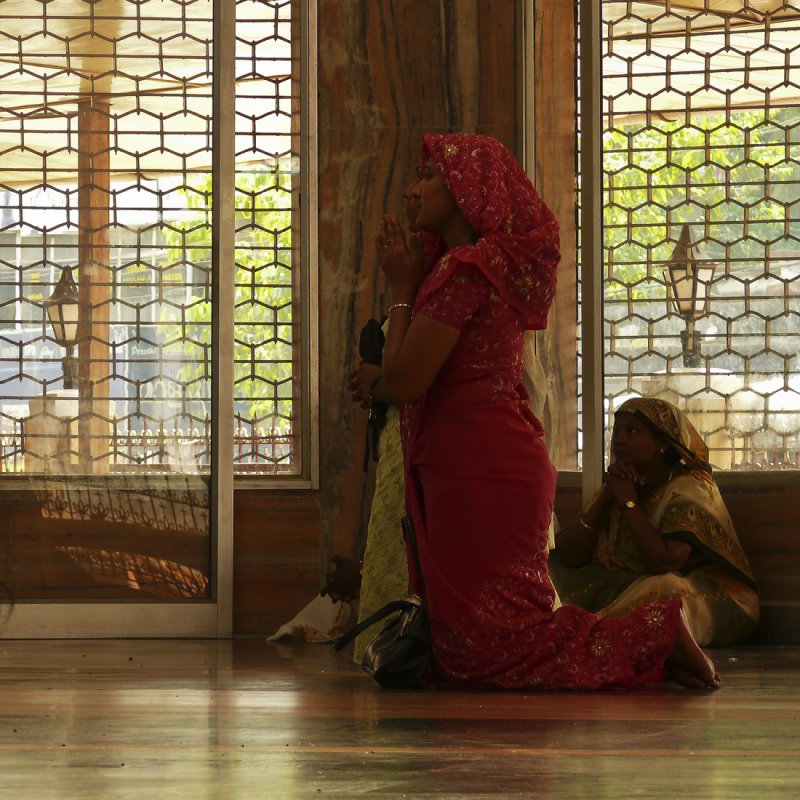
[160,167,295,444]
[603,107,800,302]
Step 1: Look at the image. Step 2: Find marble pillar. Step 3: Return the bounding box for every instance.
[317,0,518,561]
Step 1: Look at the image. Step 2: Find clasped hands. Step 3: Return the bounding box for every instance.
[374,215,423,294]
[604,460,645,507]
[347,216,424,408]
[350,362,382,408]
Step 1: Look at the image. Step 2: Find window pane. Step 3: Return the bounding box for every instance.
[233,0,300,475]
[0,1,214,473]
[0,0,304,477]
[599,1,800,470]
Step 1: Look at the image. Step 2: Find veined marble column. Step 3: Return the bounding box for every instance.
[317,0,518,562]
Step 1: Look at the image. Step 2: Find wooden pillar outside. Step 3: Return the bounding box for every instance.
[534,0,579,470]
[77,100,112,473]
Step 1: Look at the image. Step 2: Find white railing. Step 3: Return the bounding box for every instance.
[2,419,295,474]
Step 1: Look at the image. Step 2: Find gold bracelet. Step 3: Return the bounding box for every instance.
[387,302,413,314]
[577,514,599,531]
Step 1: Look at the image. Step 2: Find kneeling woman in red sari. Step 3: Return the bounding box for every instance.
[370,132,717,690]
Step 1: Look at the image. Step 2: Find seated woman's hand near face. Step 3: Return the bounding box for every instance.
[606,459,646,485]
[605,459,646,506]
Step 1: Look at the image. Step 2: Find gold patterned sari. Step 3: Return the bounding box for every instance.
[550,398,759,646]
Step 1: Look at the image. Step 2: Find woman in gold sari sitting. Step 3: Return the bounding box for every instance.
[550,397,759,646]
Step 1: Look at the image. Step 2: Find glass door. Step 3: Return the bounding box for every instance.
[0,0,236,637]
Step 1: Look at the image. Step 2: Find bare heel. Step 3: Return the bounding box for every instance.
[666,609,720,690]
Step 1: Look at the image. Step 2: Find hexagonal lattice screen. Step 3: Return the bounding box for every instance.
[598,0,800,469]
[0,0,300,475]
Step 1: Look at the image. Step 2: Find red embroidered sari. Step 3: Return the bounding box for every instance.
[401,134,681,689]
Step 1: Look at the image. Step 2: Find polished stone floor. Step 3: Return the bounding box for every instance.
[0,639,798,799]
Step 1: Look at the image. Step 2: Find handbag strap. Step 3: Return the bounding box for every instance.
[332,516,426,653]
[401,515,425,596]
[333,596,422,652]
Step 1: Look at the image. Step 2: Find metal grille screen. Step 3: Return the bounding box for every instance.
[0,0,301,476]
[599,0,800,469]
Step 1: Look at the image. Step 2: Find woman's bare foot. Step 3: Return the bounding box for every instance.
[665,609,720,690]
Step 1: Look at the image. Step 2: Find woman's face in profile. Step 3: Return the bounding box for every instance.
[611,411,665,468]
[412,159,462,233]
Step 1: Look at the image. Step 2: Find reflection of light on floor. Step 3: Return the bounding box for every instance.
[56,546,209,599]
[230,692,299,711]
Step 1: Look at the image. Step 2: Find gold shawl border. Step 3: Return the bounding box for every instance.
[596,470,756,591]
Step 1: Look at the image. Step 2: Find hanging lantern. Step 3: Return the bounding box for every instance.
[664,224,716,367]
[45,267,79,389]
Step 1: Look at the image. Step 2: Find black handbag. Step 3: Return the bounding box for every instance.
[334,516,431,689]
[358,317,388,470]
[359,317,385,365]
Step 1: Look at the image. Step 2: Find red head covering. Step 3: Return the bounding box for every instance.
[418,133,560,329]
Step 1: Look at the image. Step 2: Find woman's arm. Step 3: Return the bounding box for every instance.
[375,216,460,403]
[621,505,693,573]
[605,466,692,573]
[381,311,460,403]
[554,521,599,568]
[554,485,614,567]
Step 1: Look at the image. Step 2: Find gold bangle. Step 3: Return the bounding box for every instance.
[577,514,599,531]
[387,302,413,314]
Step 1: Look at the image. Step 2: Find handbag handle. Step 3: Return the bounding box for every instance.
[332,515,425,652]
[333,596,422,652]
